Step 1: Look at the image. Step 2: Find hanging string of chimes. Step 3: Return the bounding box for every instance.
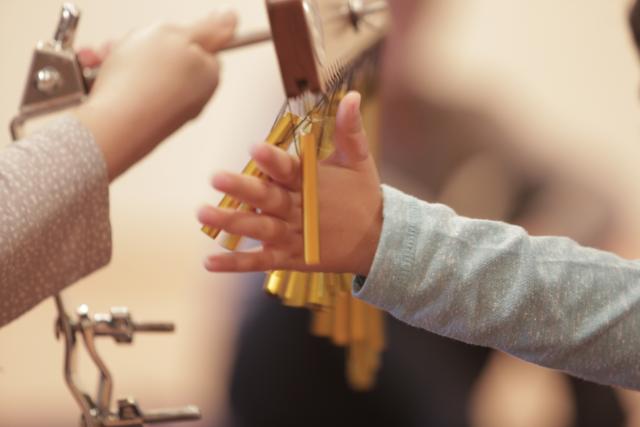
[203,0,390,390]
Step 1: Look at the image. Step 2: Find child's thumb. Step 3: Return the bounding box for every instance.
[187,10,237,53]
[330,91,370,168]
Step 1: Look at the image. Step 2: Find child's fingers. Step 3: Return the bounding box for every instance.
[204,250,287,272]
[212,172,300,218]
[186,10,237,53]
[197,205,291,242]
[77,48,103,68]
[329,91,370,169]
[250,143,301,191]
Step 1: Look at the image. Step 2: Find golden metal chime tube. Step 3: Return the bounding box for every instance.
[307,272,331,308]
[301,130,321,265]
[283,271,309,308]
[205,83,386,390]
[264,270,289,299]
[202,112,300,240]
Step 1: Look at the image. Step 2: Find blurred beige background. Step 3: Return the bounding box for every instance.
[2,0,640,426]
[390,0,640,253]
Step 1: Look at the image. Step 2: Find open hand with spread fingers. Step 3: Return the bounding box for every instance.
[199,91,383,277]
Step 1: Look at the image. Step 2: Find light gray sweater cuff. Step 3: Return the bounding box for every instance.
[353,185,421,315]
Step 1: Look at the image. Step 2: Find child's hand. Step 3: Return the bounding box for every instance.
[77,44,111,69]
[199,92,383,277]
[74,11,237,180]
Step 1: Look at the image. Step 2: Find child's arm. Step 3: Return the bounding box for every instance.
[75,11,236,181]
[0,11,236,328]
[199,92,640,391]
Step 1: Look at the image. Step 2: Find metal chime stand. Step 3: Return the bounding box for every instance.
[10,5,201,426]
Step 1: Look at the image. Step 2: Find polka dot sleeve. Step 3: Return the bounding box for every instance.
[0,115,112,327]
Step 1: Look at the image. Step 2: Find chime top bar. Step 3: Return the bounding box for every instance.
[266,0,390,98]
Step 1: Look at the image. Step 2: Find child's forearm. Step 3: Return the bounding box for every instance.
[355,185,640,390]
[0,116,112,328]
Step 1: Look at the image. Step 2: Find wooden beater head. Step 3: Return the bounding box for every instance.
[267,0,390,97]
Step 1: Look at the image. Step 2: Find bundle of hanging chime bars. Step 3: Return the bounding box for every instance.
[203,0,390,390]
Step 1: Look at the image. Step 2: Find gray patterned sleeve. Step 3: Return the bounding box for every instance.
[0,116,112,327]
[354,185,640,390]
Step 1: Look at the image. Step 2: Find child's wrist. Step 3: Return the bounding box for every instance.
[354,194,383,277]
[73,101,115,178]
[74,99,137,181]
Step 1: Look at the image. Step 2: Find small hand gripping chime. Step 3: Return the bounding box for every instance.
[202,0,390,391]
[10,2,389,425]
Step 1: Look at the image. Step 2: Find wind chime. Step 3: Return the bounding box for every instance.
[9,1,389,425]
[202,0,390,391]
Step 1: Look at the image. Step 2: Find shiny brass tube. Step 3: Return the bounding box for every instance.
[332,286,350,346]
[307,272,331,307]
[310,308,333,337]
[283,271,309,307]
[301,132,321,264]
[264,270,290,298]
[350,297,367,343]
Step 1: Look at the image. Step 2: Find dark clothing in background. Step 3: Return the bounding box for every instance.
[227,289,624,427]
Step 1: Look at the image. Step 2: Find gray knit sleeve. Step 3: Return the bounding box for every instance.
[354,185,640,390]
[0,116,112,327]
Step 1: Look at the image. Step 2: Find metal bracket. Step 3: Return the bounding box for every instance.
[10,5,201,426]
[10,3,95,140]
[55,299,201,427]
